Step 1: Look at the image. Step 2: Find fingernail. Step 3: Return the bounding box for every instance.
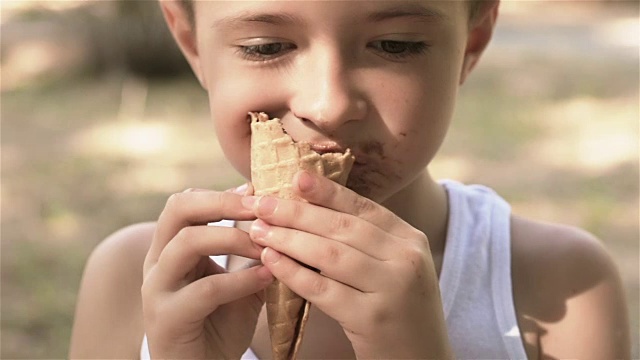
[262,247,281,264]
[257,196,277,216]
[241,196,257,209]
[296,171,315,193]
[250,219,270,240]
[233,183,248,195]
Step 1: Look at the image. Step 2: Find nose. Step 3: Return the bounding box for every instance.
[289,49,367,133]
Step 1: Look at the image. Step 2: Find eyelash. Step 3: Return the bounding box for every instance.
[235,40,430,62]
[367,40,431,60]
[235,43,297,63]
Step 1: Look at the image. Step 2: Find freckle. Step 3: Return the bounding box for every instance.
[399,132,407,137]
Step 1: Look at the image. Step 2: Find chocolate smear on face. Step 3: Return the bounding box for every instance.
[361,140,385,160]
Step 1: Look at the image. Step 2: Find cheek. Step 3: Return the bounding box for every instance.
[202,55,289,179]
[205,66,252,177]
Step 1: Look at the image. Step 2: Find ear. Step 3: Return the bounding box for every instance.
[159,0,207,88]
[459,1,500,85]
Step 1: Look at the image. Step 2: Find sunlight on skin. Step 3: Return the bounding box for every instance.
[534,97,638,172]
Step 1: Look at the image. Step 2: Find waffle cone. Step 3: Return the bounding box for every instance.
[249,112,354,360]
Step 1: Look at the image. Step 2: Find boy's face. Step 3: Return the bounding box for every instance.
[164,1,495,202]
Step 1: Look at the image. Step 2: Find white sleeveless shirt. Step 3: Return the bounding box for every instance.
[142,181,527,359]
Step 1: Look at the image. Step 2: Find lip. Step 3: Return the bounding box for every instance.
[307,141,346,155]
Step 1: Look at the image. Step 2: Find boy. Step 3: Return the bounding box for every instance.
[70,1,631,358]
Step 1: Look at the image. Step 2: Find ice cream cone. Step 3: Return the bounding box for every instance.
[250,112,354,360]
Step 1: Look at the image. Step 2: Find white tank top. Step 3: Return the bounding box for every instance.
[141,181,527,359]
[438,180,527,359]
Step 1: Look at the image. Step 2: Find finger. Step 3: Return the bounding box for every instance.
[244,182,255,196]
[246,196,395,259]
[250,220,390,291]
[224,182,255,196]
[148,190,256,267]
[155,225,263,290]
[225,183,248,195]
[171,265,273,324]
[294,171,415,237]
[261,247,362,324]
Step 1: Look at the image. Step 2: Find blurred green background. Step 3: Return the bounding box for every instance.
[1,1,638,358]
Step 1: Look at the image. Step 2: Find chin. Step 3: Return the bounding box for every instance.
[346,165,402,204]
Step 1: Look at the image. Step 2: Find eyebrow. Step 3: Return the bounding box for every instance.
[212,11,304,29]
[212,3,447,30]
[366,4,448,23]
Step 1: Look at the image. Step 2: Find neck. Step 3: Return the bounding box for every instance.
[381,170,449,260]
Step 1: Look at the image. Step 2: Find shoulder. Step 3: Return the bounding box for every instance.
[511,215,613,281]
[69,222,156,359]
[91,222,156,268]
[510,216,630,359]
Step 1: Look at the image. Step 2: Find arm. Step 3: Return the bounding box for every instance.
[512,218,631,360]
[69,222,155,359]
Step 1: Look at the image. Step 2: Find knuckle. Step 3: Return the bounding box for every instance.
[198,277,221,301]
[324,179,340,199]
[411,229,430,252]
[352,195,376,216]
[289,200,303,219]
[328,213,352,233]
[321,244,342,264]
[402,245,426,264]
[175,226,197,244]
[216,190,233,208]
[308,275,329,296]
[165,192,185,212]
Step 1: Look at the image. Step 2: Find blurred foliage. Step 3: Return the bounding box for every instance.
[116,1,191,77]
[1,1,191,85]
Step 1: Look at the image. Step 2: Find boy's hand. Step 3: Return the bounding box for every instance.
[142,185,273,359]
[246,171,453,359]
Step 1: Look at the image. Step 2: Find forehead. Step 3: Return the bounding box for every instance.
[199,1,466,29]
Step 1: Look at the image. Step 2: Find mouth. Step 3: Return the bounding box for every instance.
[307,141,346,155]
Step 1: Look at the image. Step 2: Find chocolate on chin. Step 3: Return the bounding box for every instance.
[249,112,354,359]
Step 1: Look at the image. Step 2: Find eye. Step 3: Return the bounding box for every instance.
[368,40,430,60]
[237,42,296,61]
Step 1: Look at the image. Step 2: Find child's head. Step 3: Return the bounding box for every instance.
[160,0,499,202]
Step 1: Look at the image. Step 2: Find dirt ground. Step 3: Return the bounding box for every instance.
[1,1,638,358]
